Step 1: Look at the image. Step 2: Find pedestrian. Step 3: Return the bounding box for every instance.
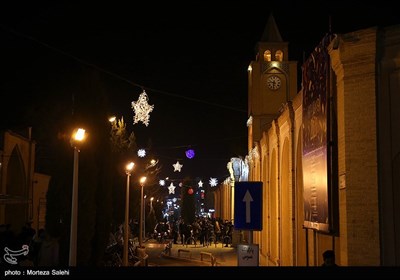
[321,250,338,266]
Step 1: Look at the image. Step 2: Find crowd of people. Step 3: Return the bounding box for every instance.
[152,217,234,247]
[0,222,59,266]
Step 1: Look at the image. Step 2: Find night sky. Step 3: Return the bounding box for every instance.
[1,1,398,185]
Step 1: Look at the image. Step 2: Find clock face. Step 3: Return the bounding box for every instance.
[267,75,281,90]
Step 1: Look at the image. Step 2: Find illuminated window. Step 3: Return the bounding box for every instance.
[275,50,283,61]
[264,50,271,62]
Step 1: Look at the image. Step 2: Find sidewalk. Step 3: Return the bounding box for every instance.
[161,241,237,266]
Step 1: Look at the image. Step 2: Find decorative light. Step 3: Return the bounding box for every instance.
[173,161,183,172]
[209,177,218,187]
[131,90,154,126]
[185,149,195,159]
[159,179,166,186]
[198,180,203,188]
[137,149,146,157]
[188,188,194,195]
[168,183,176,194]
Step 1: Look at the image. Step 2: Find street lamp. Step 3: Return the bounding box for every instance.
[146,197,154,239]
[123,161,135,266]
[150,197,154,213]
[108,116,116,123]
[69,128,86,266]
[143,195,147,242]
[139,176,147,248]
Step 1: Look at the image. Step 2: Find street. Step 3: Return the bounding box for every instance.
[141,239,237,267]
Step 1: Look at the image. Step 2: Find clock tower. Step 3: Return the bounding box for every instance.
[247,14,298,144]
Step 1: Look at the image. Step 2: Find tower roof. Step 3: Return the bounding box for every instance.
[260,13,283,42]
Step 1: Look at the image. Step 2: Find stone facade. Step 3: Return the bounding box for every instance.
[0,129,50,233]
[216,19,400,266]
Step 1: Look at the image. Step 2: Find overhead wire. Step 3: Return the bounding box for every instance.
[0,23,247,113]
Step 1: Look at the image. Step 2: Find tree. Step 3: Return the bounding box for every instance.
[109,117,137,226]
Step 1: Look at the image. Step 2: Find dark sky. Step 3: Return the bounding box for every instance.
[1,1,399,186]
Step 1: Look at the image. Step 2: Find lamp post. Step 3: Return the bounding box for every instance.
[143,195,147,242]
[139,176,147,248]
[123,162,135,266]
[69,128,86,266]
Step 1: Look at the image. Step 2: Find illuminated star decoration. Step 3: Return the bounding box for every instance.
[209,177,218,187]
[137,149,146,158]
[198,180,203,188]
[168,183,176,194]
[131,90,154,126]
[173,161,183,172]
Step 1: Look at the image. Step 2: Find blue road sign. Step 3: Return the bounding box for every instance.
[234,181,263,230]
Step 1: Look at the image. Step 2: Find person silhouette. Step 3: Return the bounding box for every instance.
[322,250,338,266]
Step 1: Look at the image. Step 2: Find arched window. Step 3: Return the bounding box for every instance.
[275,50,283,61]
[264,50,271,62]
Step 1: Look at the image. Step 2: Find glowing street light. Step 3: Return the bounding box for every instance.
[108,116,116,123]
[69,128,86,266]
[123,161,135,266]
[150,197,154,212]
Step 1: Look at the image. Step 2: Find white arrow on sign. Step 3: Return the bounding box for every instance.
[242,190,254,223]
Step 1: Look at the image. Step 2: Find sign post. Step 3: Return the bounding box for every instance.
[234,182,262,231]
[234,181,263,266]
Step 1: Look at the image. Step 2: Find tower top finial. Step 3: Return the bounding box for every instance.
[260,13,283,42]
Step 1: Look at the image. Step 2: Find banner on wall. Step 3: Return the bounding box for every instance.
[302,34,333,233]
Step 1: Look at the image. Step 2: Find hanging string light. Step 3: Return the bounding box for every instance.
[168,183,176,194]
[173,161,183,172]
[209,177,218,187]
[185,149,195,159]
[137,149,146,157]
